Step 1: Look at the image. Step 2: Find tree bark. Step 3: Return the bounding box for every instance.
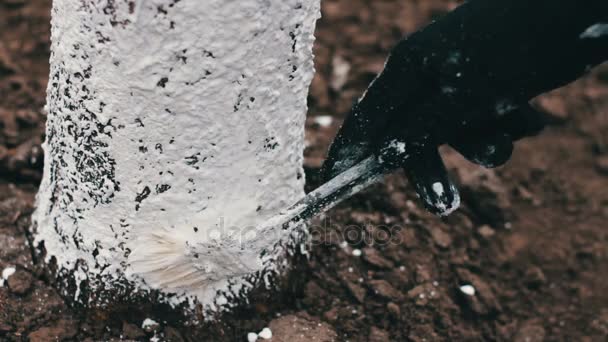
[33,0,320,312]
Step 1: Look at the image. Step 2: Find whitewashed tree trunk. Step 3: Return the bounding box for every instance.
[33,0,320,312]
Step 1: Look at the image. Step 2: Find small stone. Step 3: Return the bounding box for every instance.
[407,283,435,306]
[430,227,452,248]
[122,322,145,340]
[455,168,512,223]
[477,225,496,239]
[524,266,546,289]
[369,279,403,301]
[352,249,362,257]
[28,320,77,342]
[268,312,337,342]
[513,320,546,342]
[368,327,390,342]
[6,270,32,295]
[362,248,394,269]
[345,281,366,303]
[164,327,185,342]
[0,322,13,333]
[323,307,339,322]
[595,155,608,175]
[386,302,401,318]
[15,109,39,126]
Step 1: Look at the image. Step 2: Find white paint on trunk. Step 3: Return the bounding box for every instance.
[33,0,320,311]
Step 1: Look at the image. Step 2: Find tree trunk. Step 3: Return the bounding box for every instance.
[33,0,320,312]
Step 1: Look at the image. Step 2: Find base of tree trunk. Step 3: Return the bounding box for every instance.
[33,0,320,313]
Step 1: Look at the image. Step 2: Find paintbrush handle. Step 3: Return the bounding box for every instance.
[279,156,387,230]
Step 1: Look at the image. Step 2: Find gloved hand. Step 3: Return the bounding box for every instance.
[322,0,608,216]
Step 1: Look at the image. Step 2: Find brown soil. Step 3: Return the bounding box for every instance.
[1,0,607,341]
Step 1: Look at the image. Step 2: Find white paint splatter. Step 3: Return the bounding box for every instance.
[495,99,519,115]
[459,284,476,296]
[258,327,273,339]
[2,267,15,280]
[432,182,444,197]
[441,86,457,95]
[330,55,351,91]
[0,266,16,287]
[247,332,258,342]
[314,115,333,127]
[141,318,158,330]
[446,51,462,65]
[216,295,228,306]
[388,140,407,154]
[580,23,608,39]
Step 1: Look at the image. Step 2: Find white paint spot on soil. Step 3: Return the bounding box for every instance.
[330,55,351,90]
[314,115,333,127]
[258,327,273,339]
[2,267,15,279]
[0,266,16,287]
[247,332,258,342]
[459,284,476,296]
[141,318,158,330]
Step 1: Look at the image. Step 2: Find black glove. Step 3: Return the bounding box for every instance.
[323,0,608,216]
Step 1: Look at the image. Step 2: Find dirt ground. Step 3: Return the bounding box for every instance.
[1,0,608,341]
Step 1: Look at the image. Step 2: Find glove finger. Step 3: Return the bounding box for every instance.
[496,103,546,141]
[450,103,545,168]
[450,132,514,168]
[403,147,460,216]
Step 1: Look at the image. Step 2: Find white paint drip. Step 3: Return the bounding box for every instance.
[33,0,321,314]
[580,23,608,39]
